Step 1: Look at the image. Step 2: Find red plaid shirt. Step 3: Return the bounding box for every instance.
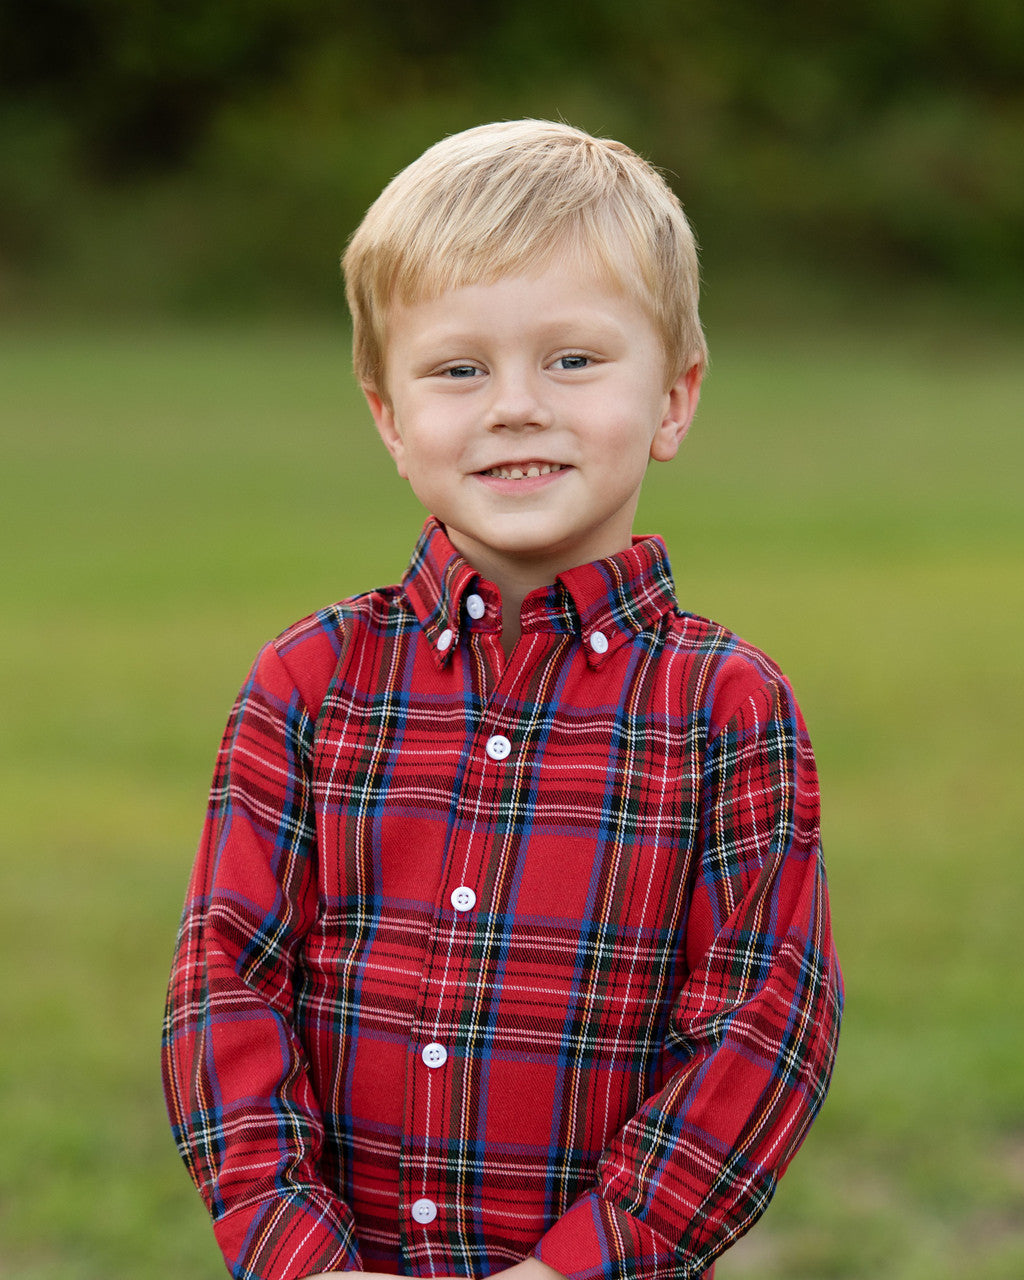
[163,518,841,1280]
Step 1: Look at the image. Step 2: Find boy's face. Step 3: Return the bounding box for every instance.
[364,258,702,592]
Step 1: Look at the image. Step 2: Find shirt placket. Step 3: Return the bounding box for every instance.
[398,628,540,1270]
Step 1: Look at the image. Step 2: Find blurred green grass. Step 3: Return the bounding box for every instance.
[1,319,1022,1278]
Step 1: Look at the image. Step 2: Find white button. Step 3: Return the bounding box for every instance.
[589,630,609,654]
[485,734,511,761]
[450,885,477,912]
[421,1042,448,1069]
[466,593,486,620]
[411,1197,437,1224]
[437,628,453,652]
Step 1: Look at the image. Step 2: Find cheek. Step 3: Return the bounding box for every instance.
[396,433,451,492]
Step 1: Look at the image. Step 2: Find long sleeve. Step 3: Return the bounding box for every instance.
[534,659,842,1280]
[162,639,362,1280]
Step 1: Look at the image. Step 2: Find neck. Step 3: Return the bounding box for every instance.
[443,535,559,659]
[482,563,544,659]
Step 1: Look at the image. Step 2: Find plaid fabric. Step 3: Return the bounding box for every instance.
[163,518,842,1280]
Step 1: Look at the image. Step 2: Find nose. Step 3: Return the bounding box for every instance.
[485,365,552,432]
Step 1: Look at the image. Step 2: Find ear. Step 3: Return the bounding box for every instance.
[363,385,408,478]
[650,361,703,463]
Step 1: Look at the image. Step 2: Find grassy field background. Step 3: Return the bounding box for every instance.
[2,317,1022,1278]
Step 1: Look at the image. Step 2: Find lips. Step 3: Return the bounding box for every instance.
[480,462,567,479]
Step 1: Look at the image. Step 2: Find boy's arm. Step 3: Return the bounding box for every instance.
[162,637,362,1280]
[532,662,842,1280]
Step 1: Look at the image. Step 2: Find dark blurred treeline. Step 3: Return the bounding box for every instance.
[2,0,1022,318]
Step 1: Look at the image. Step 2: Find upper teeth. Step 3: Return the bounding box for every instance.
[486,463,563,479]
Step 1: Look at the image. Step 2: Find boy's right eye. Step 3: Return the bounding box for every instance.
[442,364,480,379]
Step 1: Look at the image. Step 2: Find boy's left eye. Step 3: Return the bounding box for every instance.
[552,354,591,370]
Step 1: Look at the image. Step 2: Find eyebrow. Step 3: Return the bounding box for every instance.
[409,312,630,354]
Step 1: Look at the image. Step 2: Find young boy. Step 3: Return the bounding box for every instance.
[163,120,842,1280]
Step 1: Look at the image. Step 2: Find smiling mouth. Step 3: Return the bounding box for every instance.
[481,462,567,479]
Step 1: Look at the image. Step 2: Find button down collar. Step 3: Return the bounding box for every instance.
[402,519,677,667]
[554,540,676,665]
[402,521,503,666]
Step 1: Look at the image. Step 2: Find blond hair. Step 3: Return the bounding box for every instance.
[343,120,707,394]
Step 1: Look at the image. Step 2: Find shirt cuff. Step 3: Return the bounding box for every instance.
[213,1189,362,1280]
[533,1191,713,1280]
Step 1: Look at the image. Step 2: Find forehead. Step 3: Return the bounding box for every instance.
[386,260,659,354]
[391,230,661,336]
